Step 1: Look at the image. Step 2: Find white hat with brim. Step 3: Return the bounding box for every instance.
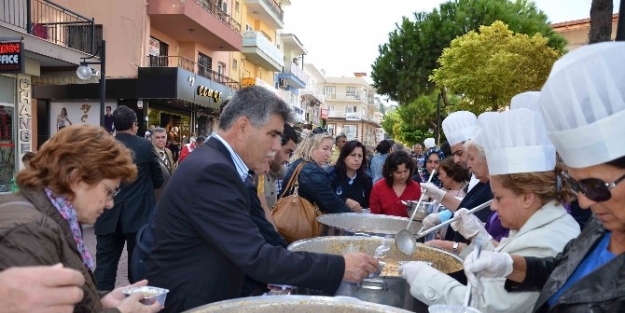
[442,111,478,146]
[540,42,625,169]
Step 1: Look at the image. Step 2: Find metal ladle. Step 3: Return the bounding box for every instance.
[395,170,436,255]
[463,236,485,308]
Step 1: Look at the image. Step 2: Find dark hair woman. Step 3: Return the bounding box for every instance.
[369,150,421,217]
[327,141,373,210]
[369,140,392,183]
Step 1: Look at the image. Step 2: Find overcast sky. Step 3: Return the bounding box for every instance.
[283,0,621,77]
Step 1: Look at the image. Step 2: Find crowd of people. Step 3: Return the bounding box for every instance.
[0,41,623,313]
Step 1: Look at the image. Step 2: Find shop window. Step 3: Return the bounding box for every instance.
[343,125,357,140]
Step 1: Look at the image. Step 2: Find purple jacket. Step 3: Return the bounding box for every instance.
[485,211,509,242]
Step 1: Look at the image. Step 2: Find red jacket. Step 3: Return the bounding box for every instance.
[369,179,421,217]
[178,142,196,164]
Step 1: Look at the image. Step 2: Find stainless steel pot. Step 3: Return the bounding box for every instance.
[182,295,413,313]
[317,213,422,237]
[287,236,464,312]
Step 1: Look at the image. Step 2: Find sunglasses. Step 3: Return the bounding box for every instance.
[561,172,625,202]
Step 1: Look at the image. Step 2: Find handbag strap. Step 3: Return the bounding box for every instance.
[279,161,308,198]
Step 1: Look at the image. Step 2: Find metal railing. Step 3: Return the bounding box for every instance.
[147,55,240,90]
[195,0,241,33]
[0,0,96,54]
[260,0,284,21]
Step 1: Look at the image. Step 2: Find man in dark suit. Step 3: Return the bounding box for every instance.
[146,86,379,313]
[94,105,164,290]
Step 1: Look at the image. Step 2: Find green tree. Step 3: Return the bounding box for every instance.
[431,21,561,113]
[371,0,566,105]
[380,110,401,141]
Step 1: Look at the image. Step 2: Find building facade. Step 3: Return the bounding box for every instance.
[300,63,326,127]
[552,13,619,51]
[276,32,307,122]
[322,73,381,147]
[1,0,97,192]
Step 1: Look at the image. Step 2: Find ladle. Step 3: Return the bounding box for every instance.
[463,236,485,308]
[396,199,493,255]
[395,170,436,255]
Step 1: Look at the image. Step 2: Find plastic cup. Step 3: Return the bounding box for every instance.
[123,286,169,306]
[428,305,482,313]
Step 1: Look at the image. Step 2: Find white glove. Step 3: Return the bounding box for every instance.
[451,208,489,239]
[464,251,513,295]
[420,182,446,202]
[422,212,441,229]
[399,261,437,284]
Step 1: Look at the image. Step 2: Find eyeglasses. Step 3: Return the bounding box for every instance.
[100,182,120,200]
[561,172,625,202]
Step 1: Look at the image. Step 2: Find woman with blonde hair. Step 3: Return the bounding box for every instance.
[0,125,162,313]
[280,133,356,213]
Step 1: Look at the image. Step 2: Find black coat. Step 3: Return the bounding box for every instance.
[506,217,625,313]
[145,137,345,313]
[94,133,163,235]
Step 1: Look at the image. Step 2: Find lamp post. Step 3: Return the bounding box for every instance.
[76,40,106,126]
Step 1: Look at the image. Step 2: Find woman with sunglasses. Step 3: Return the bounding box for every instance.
[0,125,162,313]
[464,42,625,312]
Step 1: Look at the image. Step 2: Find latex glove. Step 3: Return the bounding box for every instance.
[422,212,441,229]
[399,261,437,284]
[464,251,513,295]
[420,182,446,202]
[451,208,489,239]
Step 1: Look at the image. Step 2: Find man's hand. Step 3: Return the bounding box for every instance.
[115,292,163,313]
[420,182,446,201]
[422,212,441,229]
[342,253,379,282]
[0,264,85,313]
[101,279,149,309]
[451,208,489,239]
[399,261,438,284]
[345,199,362,212]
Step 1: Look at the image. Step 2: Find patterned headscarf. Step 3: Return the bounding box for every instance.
[422,148,445,189]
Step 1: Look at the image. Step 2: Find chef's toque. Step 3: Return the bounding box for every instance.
[540,42,625,168]
[510,91,541,112]
[442,111,478,146]
[424,137,436,149]
[478,109,556,175]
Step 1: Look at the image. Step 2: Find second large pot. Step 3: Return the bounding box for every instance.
[287,236,464,312]
[317,213,422,237]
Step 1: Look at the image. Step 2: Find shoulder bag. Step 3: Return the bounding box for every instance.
[272,162,322,243]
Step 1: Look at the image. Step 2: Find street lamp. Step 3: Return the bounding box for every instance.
[76,40,106,126]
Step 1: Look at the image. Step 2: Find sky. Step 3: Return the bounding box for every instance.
[282,0,621,78]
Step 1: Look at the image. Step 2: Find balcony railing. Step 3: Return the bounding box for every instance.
[0,0,96,54]
[195,0,241,33]
[147,55,240,90]
[288,62,309,84]
[242,31,284,67]
[260,0,284,20]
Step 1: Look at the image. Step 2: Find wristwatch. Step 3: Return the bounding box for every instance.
[452,242,459,254]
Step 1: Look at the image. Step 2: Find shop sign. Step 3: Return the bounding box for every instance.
[197,85,222,103]
[0,42,24,73]
[241,78,255,88]
[321,108,328,119]
[17,75,31,159]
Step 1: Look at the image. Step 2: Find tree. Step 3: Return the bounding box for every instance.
[431,21,562,113]
[371,0,566,106]
[588,0,614,43]
[380,110,401,142]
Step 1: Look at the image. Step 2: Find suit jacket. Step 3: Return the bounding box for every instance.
[145,137,345,313]
[153,145,175,203]
[95,133,164,235]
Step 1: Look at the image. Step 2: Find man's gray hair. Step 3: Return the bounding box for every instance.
[463,140,486,159]
[392,142,405,152]
[152,127,166,134]
[219,86,292,130]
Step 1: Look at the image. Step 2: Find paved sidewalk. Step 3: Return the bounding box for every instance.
[83,224,130,288]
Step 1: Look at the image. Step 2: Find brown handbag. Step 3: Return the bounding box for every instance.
[272,162,322,243]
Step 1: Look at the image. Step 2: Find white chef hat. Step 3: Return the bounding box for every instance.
[510,91,541,112]
[540,42,625,168]
[478,109,556,175]
[442,111,478,146]
[423,137,436,149]
[471,112,498,148]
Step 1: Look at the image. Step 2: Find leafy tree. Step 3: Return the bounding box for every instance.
[380,110,401,141]
[431,21,561,113]
[371,0,566,105]
[588,0,614,43]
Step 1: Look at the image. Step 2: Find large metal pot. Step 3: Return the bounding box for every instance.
[182,295,413,313]
[287,236,464,312]
[317,213,422,237]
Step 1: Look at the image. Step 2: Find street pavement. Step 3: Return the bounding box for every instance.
[83,224,130,288]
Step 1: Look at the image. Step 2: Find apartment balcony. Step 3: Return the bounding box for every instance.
[147,0,242,51]
[325,93,374,105]
[241,31,284,72]
[145,55,240,91]
[277,62,308,89]
[328,111,362,121]
[244,0,284,29]
[0,0,97,67]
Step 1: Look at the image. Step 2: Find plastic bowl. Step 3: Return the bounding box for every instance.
[123,286,169,306]
[428,305,482,313]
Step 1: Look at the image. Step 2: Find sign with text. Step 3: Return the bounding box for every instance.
[0,42,24,73]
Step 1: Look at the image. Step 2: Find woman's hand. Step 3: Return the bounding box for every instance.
[116,292,163,313]
[345,198,362,212]
[101,279,149,309]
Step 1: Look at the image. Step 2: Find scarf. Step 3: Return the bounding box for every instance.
[45,187,95,271]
